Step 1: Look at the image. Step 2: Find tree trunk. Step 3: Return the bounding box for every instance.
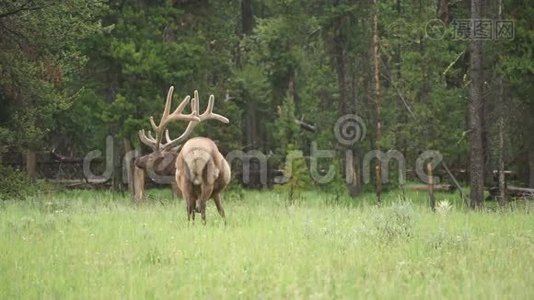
[497,103,507,205]
[133,165,145,203]
[482,86,492,187]
[25,149,37,182]
[249,102,257,149]
[240,0,258,159]
[332,1,361,197]
[394,0,402,100]
[123,139,135,196]
[345,151,361,197]
[111,135,122,192]
[428,162,435,210]
[373,0,382,204]
[498,168,507,206]
[496,0,507,204]
[437,0,450,24]
[236,0,253,67]
[469,0,485,208]
[394,0,408,166]
[241,0,253,35]
[333,30,349,116]
[529,147,534,188]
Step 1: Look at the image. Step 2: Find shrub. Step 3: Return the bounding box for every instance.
[275,144,312,205]
[0,165,36,201]
[372,201,417,242]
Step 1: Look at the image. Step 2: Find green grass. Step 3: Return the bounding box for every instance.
[0,189,533,299]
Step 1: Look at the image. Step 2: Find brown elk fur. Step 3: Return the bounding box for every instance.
[175,137,230,224]
[137,87,230,223]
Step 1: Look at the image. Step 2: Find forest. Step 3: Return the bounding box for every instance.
[0,0,533,204]
[1,0,533,298]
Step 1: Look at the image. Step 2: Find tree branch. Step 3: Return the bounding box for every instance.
[0,22,29,51]
[380,62,417,119]
[295,119,317,132]
[0,0,44,19]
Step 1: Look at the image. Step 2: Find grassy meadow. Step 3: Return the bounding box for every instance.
[0,188,533,299]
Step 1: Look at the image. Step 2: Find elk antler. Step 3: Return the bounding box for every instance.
[138,87,229,151]
[138,86,200,151]
[161,90,229,151]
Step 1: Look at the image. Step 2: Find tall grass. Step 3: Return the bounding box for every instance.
[0,189,532,299]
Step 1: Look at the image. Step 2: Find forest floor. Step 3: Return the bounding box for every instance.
[0,189,533,299]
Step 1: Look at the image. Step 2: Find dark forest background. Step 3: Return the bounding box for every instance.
[0,0,532,204]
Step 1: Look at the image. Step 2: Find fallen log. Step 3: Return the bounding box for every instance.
[406,184,455,192]
[489,186,534,200]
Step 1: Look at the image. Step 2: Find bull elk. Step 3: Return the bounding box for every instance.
[136,86,230,224]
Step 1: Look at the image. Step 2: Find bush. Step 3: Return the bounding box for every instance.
[0,165,36,201]
[225,180,245,201]
[372,201,417,242]
[275,145,313,205]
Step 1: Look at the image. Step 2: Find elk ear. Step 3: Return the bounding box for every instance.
[206,159,219,184]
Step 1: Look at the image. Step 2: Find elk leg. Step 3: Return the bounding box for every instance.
[198,200,207,225]
[195,199,201,213]
[190,207,196,223]
[213,194,226,225]
[199,184,213,225]
[187,200,195,224]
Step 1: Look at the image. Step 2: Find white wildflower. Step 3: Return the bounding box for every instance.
[436,200,452,215]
